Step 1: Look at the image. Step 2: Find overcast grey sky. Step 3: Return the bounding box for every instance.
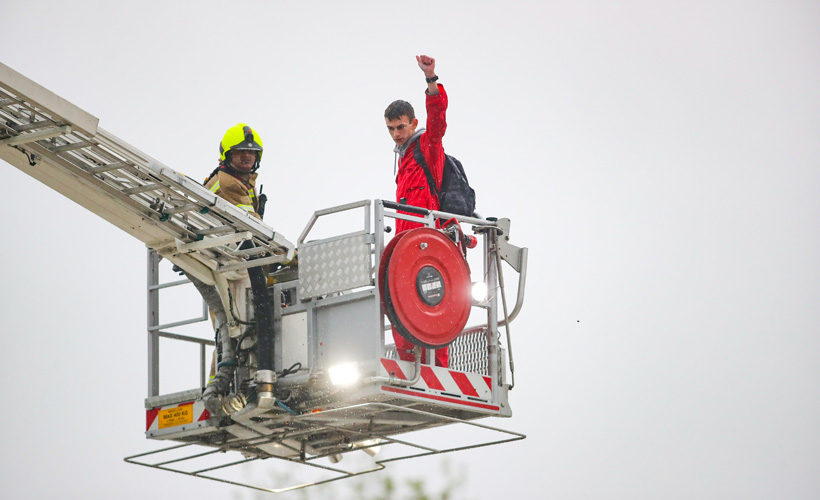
[2,1,819,499]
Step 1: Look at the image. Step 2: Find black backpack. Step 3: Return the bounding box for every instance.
[413,142,476,217]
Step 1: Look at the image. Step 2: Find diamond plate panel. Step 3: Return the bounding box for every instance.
[298,233,372,299]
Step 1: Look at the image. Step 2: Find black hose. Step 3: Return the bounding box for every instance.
[248,264,274,372]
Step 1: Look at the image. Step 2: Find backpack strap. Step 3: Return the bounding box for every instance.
[204,165,222,186]
[413,141,440,198]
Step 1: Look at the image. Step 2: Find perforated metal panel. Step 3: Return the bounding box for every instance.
[449,328,489,375]
[298,233,372,299]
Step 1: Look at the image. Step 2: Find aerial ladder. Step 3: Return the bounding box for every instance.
[0,61,529,493]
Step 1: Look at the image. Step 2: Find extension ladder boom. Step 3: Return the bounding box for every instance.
[0,62,294,286]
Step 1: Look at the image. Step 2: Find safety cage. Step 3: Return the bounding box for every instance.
[128,199,528,493]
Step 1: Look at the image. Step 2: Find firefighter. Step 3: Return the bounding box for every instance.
[202,124,266,388]
[205,123,266,219]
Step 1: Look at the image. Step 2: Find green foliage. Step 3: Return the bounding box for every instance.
[343,458,469,500]
[237,457,471,500]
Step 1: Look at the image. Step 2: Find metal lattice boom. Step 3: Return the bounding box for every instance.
[0,62,294,283]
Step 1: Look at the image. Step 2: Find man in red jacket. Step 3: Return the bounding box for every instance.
[384,54,449,367]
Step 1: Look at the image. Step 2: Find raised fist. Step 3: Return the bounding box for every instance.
[416,55,436,78]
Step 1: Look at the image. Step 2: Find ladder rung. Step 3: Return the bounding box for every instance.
[12,120,54,132]
[90,162,130,174]
[50,141,90,153]
[123,184,161,195]
[164,203,201,215]
[196,225,234,236]
[0,125,71,146]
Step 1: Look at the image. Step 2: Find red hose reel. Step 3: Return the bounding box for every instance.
[379,228,472,349]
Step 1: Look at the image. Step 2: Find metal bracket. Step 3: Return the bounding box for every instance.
[495,218,524,272]
[175,232,253,254]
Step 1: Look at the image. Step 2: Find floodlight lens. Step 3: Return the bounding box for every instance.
[471,281,488,302]
[329,362,360,385]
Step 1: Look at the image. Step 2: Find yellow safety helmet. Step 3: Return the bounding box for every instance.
[219,123,263,165]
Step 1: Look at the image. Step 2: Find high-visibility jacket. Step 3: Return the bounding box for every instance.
[205,169,261,220]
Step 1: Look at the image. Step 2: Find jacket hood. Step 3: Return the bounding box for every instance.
[393,128,425,158]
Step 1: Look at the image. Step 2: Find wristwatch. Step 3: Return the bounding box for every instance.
[425,75,439,83]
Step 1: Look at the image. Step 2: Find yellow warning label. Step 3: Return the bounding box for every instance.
[158,405,194,429]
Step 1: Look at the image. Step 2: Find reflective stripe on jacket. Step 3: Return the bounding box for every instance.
[205,169,261,220]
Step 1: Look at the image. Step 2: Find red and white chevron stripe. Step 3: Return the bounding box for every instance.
[378,358,500,412]
[146,400,211,433]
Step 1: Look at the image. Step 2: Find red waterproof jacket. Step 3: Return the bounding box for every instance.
[394,84,448,234]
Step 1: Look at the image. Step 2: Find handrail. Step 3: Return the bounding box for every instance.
[382,199,495,228]
[298,199,371,245]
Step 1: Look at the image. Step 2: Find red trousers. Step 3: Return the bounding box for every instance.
[393,328,448,368]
